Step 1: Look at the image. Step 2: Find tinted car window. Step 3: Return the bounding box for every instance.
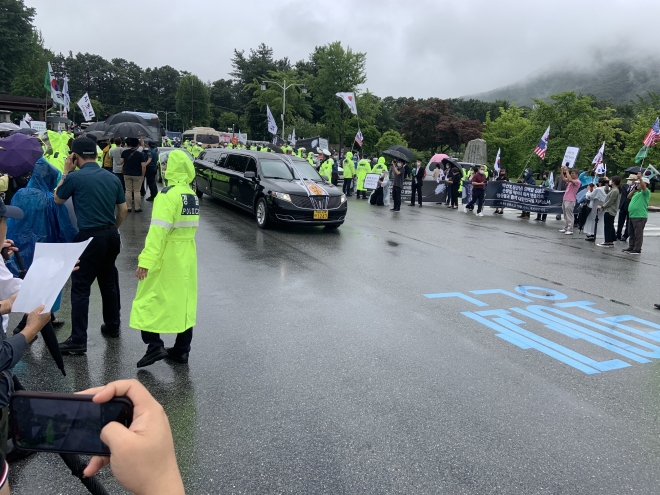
[182,134,194,143]
[215,154,227,168]
[197,134,220,145]
[260,159,322,181]
[246,158,257,175]
[226,154,248,173]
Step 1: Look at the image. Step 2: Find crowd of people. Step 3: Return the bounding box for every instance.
[0,124,656,492]
[0,129,195,492]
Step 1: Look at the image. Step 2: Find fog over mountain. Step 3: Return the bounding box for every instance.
[465,56,660,106]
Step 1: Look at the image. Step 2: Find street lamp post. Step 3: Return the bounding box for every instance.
[157,111,177,134]
[260,80,307,141]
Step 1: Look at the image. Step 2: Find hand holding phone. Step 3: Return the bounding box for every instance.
[82,379,185,495]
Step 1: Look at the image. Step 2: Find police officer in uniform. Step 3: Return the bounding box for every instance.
[130,150,199,368]
[55,138,127,354]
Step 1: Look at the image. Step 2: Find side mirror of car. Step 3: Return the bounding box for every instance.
[244,171,256,180]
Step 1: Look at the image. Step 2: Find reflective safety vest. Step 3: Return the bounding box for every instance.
[319,159,333,181]
[342,158,355,179]
[356,159,372,191]
[130,150,198,334]
[371,157,387,175]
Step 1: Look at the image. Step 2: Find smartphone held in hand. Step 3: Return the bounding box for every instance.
[10,391,133,456]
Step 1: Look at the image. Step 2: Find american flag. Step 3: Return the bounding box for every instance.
[534,126,550,159]
[355,130,364,147]
[643,118,660,147]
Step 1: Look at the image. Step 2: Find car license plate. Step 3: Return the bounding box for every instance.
[313,210,329,220]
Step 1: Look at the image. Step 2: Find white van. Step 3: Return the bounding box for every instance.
[181,127,221,148]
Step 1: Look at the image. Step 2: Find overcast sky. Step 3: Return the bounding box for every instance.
[27,0,657,99]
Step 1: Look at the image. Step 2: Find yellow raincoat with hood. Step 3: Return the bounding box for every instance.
[130,150,199,333]
[342,152,355,179]
[44,131,69,173]
[356,159,372,191]
[371,157,388,175]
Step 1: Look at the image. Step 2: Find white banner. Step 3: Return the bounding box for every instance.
[30,121,47,133]
[336,92,358,115]
[238,131,247,144]
[318,138,329,151]
[363,173,381,190]
[62,77,70,111]
[561,146,580,168]
[266,105,278,135]
[77,93,95,121]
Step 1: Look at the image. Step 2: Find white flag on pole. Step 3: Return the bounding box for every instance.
[62,77,71,112]
[24,113,33,122]
[46,62,66,106]
[77,93,95,121]
[291,129,296,146]
[548,171,554,189]
[494,148,501,174]
[592,142,605,166]
[266,105,278,135]
[336,92,358,115]
[238,130,247,144]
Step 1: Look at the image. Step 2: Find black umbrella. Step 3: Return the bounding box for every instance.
[84,121,110,133]
[268,144,284,154]
[105,113,149,127]
[85,130,109,140]
[9,128,38,136]
[382,145,414,163]
[104,122,152,139]
[624,166,643,174]
[442,157,463,170]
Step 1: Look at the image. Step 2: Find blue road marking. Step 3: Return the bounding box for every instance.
[520,306,660,360]
[598,316,660,341]
[471,289,534,303]
[424,292,489,307]
[463,311,602,374]
[512,307,649,364]
[515,286,568,300]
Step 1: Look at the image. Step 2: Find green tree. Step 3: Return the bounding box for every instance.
[308,42,367,150]
[175,74,210,128]
[10,30,52,98]
[482,105,533,178]
[530,92,623,173]
[0,0,38,93]
[375,130,407,154]
[246,69,311,139]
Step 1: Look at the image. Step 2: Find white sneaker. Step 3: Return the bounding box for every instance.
[477,212,484,217]
[559,229,566,233]
[564,231,573,235]
[463,206,469,213]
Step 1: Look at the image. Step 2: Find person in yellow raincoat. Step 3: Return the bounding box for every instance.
[318,150,333,181]
[371,156,388,175]
[130,150,199,368]
[355,158,372,199]
[43,130,69,173]
[342,151,355,196]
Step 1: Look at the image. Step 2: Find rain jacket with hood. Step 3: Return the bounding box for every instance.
[522,168,536,186]
[44,131,69,173]
[319,158,333,181]
[356,159,372,191]
[371,157,388,175]
[130,150,199,334]
[342,152,355,179]
[307,152,315,166]
[7,158,78,275]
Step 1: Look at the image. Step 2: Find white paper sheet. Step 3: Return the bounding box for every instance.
[12,240,93,314]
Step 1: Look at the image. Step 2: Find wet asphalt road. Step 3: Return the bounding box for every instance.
[8,191,660,494]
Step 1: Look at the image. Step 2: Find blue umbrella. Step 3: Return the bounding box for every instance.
[0,133,43,176]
